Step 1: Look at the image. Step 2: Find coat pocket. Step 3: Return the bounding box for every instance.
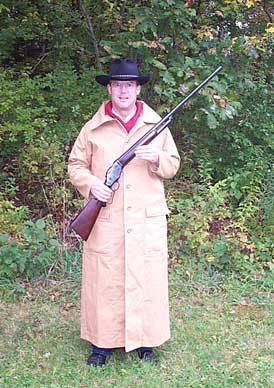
[144,204,169,256]
[145,204,170,218]
[84,207,112,253]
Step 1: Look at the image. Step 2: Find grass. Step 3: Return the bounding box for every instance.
[0,269,273,388]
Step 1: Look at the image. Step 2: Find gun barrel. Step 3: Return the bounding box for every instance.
[166,65,223,122]
[117,66,222,166]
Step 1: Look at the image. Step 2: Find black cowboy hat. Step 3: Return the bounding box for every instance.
[95,58,150,86]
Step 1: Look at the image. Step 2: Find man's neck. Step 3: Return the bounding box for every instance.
[112,105,137,122]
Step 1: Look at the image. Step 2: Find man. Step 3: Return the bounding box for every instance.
[68,58,180,367]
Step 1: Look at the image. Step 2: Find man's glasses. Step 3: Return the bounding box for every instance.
[110,81,137,89]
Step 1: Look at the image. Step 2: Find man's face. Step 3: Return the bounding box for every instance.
[107,80,141,114]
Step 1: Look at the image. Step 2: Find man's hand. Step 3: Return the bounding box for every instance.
[90,177,113,202]
[135,145,159,167]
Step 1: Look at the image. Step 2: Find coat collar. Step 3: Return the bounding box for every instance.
[85,100,161,132]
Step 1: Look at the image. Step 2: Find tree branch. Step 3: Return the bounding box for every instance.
[78,0,102,70]
[262,0,273,23]
[196,0,202,17]
[31,52,50,75]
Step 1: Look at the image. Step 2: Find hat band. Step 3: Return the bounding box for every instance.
[111,74,139,78]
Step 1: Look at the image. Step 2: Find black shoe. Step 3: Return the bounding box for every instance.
[86,352,106,367]
[137,349,157,363]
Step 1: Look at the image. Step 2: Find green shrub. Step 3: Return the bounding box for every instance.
[0,219,59,280]
[0,197,29,235]
[168,177,274,283]
[0,65,106,217]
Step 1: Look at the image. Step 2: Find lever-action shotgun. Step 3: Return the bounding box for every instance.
[70,65,223,240]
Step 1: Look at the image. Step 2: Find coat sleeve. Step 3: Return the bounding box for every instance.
[68,125,98,200]
[149,128,180,179]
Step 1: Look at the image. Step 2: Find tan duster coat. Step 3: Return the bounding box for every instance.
[68,101,180,352]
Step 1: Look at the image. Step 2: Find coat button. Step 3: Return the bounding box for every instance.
[127,206,132,211]
[126,184,132,189]
[127,228,132,233]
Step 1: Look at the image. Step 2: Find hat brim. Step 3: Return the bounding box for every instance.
[95,74,150,86]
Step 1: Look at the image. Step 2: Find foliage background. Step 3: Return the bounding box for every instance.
[0,0,273,285]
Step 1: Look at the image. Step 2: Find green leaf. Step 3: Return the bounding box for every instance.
[0,4,10,13]
[49,239,59,247]
[0,233,9,244]
[225,105,236,119]
[207,113,218,129]
[35,219,46,230]
[162,71,175,85]
[151,59,167,71]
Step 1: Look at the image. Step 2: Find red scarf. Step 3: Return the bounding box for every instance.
[105,101,143,132]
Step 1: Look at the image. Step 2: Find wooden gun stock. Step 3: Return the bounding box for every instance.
[70,198,105,241]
